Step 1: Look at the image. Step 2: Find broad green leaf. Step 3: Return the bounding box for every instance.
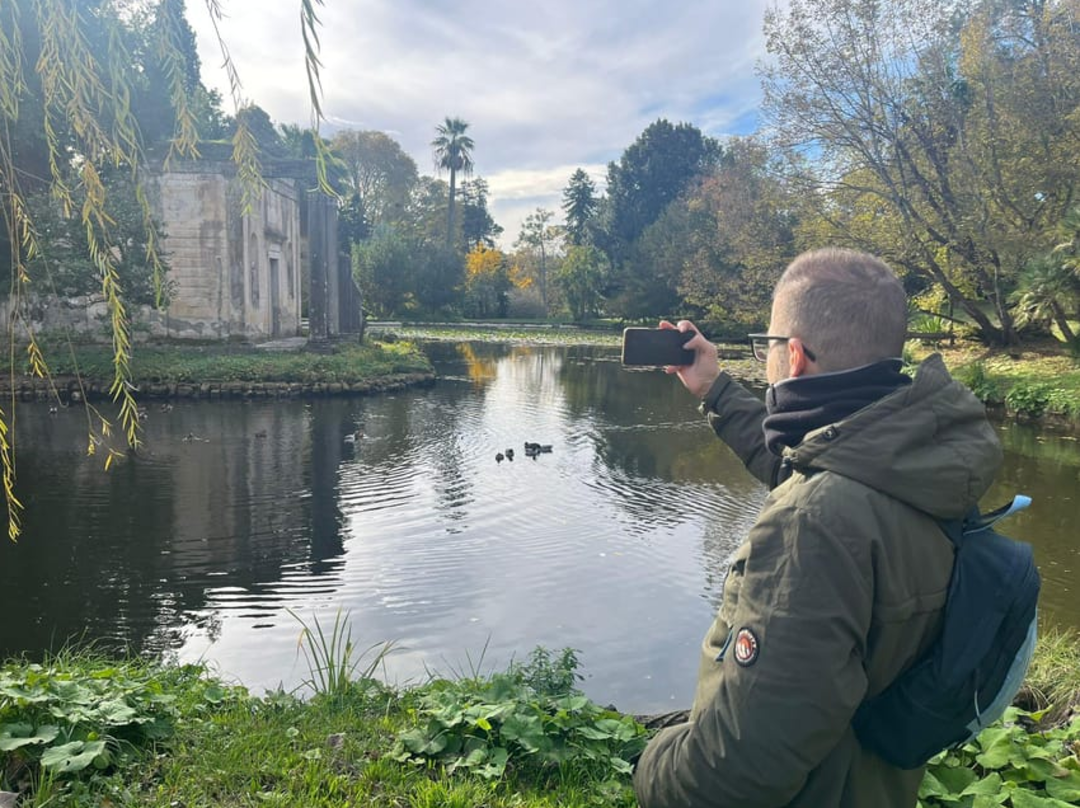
[1021,758,1069,782]
[574,725,613,741]
[98,700,138,725]
[976,731,1018,770]
[961,773,1003,797]
[1044,768,1080,802]
[1009,790,1077,808]
[919,770,950,799]
[935,765,978,794]
[0,723,60,751]
[40,740,107,773]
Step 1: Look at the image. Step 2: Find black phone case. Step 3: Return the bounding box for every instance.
[621,328,695,366]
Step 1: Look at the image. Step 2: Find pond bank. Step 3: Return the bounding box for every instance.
[377,324,1080,432]
[1,630,1077,808]
[0,339,435,403]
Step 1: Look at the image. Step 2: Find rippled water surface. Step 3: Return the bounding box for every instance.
[4,342,1078,713]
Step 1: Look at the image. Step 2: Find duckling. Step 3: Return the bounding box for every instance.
[505,448,514,461]
[255,429,268,439]
[495,452,504,463]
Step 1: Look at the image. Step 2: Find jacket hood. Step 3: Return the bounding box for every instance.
[782,354,1002,520]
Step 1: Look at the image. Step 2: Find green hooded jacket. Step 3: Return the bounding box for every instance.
[633,355,1003,808]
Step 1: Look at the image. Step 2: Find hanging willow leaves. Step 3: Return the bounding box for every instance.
[0,0,329,539]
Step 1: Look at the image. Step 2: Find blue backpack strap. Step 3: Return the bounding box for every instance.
[965,495,1031,535]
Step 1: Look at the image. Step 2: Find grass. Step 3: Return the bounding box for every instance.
[909,337,1080,422]
[7,337,432,388]
[2,628,1078,808]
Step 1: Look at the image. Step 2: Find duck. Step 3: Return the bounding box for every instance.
[255,429,268,439]
[495,452,504,463]
[159,403,174,413]
[505,448,514,461]
[344,430,363,446]
[48,404,58,415]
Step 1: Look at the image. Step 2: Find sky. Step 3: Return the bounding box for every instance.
[188,0,778,248]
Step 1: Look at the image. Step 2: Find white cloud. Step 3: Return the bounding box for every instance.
[189,0,778,247]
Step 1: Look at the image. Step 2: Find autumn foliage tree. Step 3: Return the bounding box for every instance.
[463,242,510,318]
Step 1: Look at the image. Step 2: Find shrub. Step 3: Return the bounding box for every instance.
[955,362,1002,404]
[1005,382,1053,418]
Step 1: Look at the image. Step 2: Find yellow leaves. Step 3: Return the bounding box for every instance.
[509,263,534,290]
[465,243,505,281]
[0,408,22,542]
[232,113,267,215]
[26,340,48,380]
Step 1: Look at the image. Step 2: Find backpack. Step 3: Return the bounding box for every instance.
[852,496,1041,770]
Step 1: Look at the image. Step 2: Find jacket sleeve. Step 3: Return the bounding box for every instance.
[699,372,782,489]
[633,498,873,808]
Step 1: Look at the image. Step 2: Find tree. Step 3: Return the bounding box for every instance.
[352,225,413,317]
[562,169,598,246]
[515,208,560,314]
[1011,257,1080,348]
[1011,206,1080,349]
[459,178,503,249]
[761,0,1080,345]
[463,243,510,318]
[555,245,608,321]
[678,138,798,331]
[431,117,475,250]
[602,120,721,263]
[331,129,418,226]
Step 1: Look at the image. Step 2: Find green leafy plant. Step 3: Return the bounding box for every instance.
[391,647,646,780]
[1005,382,1054,418]
[289,609,395,699]
[0,656,237,789]
[956,362,1003,404]
[919,707,1080,807]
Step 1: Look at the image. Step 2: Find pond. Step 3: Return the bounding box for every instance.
[3,342,1078,714]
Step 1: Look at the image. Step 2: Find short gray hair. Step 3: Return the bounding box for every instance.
[773,248,907,372]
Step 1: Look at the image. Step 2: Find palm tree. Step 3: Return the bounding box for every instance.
[1011,256,1079,349]
[431,117,474,249]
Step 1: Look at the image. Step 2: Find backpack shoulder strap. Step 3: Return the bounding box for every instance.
[937,495,1031,546]
[964,495,1031,534]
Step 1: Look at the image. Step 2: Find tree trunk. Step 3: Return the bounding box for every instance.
[539,242,547,314]
[910,256,1007,345]
[1052,300,1078,349]
[446,170,457,249]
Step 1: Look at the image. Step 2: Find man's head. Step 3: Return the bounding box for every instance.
[766,248,907,384]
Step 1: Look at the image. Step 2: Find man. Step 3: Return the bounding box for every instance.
[632,248,1003,807]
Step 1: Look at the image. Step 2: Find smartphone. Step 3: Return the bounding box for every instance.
[621,328,696,367]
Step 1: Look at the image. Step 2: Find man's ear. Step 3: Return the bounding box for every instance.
[787,338,812,378]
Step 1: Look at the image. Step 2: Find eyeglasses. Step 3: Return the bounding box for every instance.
[747,334,817,363]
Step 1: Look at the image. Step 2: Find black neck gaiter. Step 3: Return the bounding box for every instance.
[762,359,911,457]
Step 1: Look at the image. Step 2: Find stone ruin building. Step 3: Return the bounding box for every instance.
[3,149,362,344]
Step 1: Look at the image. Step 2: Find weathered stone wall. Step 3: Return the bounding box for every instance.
[0,166,305,343]
[149,168,302,340]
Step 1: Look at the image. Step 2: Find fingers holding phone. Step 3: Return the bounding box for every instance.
[658,320,720,399]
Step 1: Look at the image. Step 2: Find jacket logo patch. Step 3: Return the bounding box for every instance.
[734,627,759,667]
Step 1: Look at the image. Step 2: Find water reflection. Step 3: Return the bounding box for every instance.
[3,343,1077,713]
